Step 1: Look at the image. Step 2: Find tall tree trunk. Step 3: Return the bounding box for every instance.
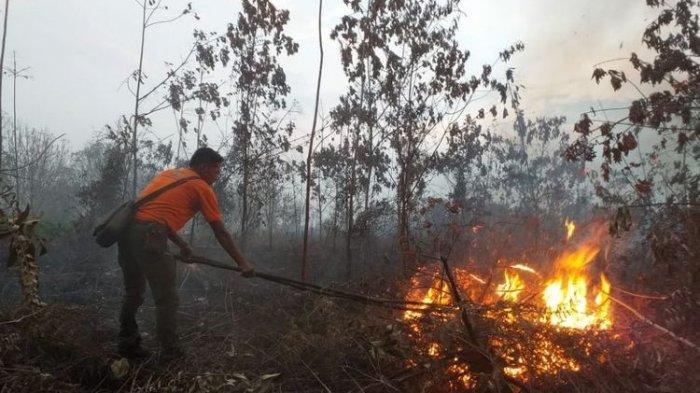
[364,127,374,211]
[12,51,18,202]
[363,56,374,211]
[331,182,338,251]
[396,66,417,274]
[131,0,147,197]
[292,174,299,238]
[239,33,258,246]
[241,141,249,242]
[0,0,10,172]
[397,157,409,273]
[267,191,275,248]
[316,123,325,241]
[346,78,366,278]
[239,97,251,243]
[174,108,183,161]
[301,0,323,281]
[346,166,354,278]
[187,116,203,247]
[396,124,415,274]
[317,172,322,240]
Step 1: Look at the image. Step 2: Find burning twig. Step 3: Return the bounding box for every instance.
[477,269,495,304]
[439,256,477,344]
[439,256,516,393]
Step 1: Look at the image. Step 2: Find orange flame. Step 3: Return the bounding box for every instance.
[496,270,525,302]
[403,270,452,323]
[541,245,612,330]
[468,273,487,284]
[565,218,576,241]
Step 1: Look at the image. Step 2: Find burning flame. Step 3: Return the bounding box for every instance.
[541,222,612,330]
[496,270,525,302]
[401,218,615,385]
[403,270,453,323]
[565,218,576,241]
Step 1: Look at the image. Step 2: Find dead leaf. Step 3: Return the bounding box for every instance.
[110,358,130,379]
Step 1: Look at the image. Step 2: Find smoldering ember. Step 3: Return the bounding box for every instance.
[0,1,698,392]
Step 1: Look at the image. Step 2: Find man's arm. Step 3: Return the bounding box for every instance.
[209,220,254,275]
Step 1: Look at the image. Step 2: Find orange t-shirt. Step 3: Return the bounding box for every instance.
[134,167,223,232]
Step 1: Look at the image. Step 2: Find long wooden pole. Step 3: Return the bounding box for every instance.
[301,0,324,281]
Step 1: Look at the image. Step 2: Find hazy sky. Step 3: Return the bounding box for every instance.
[6,0,657,149]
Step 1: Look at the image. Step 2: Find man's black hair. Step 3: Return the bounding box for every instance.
[189,147,224,167]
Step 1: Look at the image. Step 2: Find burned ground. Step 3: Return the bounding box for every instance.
[2,216,699,393]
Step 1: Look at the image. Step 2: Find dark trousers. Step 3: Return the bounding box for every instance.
[117,220,179,351]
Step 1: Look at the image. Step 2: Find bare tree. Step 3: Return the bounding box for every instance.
[9,126,70,217]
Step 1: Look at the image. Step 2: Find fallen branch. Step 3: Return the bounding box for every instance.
[607,293,700,353]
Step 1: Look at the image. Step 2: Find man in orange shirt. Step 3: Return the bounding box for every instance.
[118,147,254,360]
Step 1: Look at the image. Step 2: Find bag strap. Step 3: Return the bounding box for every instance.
[133,175,200,208]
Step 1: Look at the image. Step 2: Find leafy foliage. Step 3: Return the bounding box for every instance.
[566,0,699,204]
[330,0,523,264]
[166,0,298,239]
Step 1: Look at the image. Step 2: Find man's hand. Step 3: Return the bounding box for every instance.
[238,260,255,277]
[168,229,193,262]
[240,265,255,278]
[209,220,256,278]
[179,244,194,263]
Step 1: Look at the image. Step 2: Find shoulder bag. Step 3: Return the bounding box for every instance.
[92,175,199,248]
